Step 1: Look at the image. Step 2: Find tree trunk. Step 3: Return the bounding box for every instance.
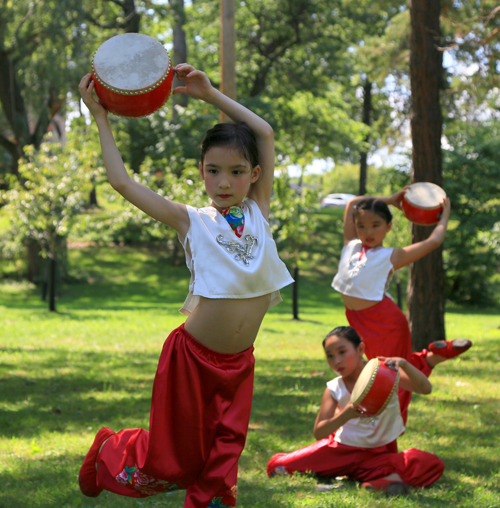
[48,257,57,312]
[359,79,372,196]
[220,0,236,123]
[27,239,43,284]
[292,265,299,320]
[89,184,98,207]
[407,0,446,351]
[170,0,188,111]
[122,0,141,33]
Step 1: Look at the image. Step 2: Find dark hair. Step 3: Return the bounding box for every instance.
[354,198,392,224]
[322,326,362,349]
[200,122,259,168]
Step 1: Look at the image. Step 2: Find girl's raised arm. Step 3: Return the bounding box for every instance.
[313,388,360,440]
[379,357,432,394]
[173,64,274,220]
[78,74,190,238]
[390,197,450,270]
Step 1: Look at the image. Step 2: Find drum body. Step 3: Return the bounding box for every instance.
[351,358,399,417]
[91,33,173,118]
[402,182,446,226]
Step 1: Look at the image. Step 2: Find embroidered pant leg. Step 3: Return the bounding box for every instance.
[93,324,255,505]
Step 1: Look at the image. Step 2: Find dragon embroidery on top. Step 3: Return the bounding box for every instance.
[216,234,258,266]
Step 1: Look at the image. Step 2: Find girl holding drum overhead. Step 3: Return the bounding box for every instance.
[332,188,471,422]
[267,327,444,494]
[78,64,293,507]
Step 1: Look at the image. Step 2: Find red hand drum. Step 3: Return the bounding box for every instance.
[91,33,174,118]
[351,358,400,417]
[402,182,446,226]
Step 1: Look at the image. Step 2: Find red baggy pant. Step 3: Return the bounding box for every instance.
[94,324,255,508]
[267,435,444,487]
[345,297,432,424]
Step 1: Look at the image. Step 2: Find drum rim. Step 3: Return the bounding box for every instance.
[91,36,172,96]
[351,358,400,416]
[404,182,446,211]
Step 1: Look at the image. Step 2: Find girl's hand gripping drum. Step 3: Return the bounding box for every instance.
[350,358,400,417]
[402,182,447,226]
[91,33,174,118]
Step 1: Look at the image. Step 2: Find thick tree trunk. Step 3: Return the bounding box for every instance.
[359,79,372,196]
[407,0,446,351]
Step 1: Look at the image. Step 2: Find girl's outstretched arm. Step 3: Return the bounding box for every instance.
[342,188,407,245]
[78,74,190,238]
[173,64,274,220]
[313,388,361,440]
[379,357,432,394]
[390,197,451,270]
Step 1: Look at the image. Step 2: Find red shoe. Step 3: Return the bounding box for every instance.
[362,479,409,495]
[78,427,115,497]
[429,339,472,359]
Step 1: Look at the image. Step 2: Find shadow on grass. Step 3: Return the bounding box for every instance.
[0,348,159,439]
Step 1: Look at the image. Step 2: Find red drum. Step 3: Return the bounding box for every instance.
[91,33,174,118]
[351,358,400,417]
[402,182,446,226]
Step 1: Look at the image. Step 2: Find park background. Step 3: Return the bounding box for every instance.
[0,1,499,507]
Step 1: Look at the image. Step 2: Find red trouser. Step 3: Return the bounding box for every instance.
[267,435,444,487]
[345,297,432,424]
[94,324,255,508]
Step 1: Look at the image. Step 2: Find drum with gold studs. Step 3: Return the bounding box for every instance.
[402,182,447,226]
[91,33,174,118]
[351,358,400,417]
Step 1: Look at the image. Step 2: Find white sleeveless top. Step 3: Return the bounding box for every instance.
[327,375,404,448]
[180,199,294,315]
[332,239,394,301]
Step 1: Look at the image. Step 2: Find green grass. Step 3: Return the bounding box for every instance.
[0,243,499,508]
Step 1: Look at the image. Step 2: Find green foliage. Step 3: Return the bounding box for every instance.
[442,122,500,305]
[305,162,364,198]
[0,142,93,260]
[74,159,207,247]
[271,172,319,267]
[273,89,370,165]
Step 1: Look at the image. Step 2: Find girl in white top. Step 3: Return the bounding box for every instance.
[267,326,445,494]
[332,192,471,423]
[77,64,292,508]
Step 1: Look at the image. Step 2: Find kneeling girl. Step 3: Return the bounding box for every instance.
[267,326,444,493]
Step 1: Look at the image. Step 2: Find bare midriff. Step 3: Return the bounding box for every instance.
[341,293,382,311]
[183,293,272,354]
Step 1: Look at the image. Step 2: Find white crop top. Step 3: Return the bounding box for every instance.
[332,239,394,301]
[180,199,294,315]
[327,375,404,448]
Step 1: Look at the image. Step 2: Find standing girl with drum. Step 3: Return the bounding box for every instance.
[78,64,293,507]
[267,326,445,494]
[332,189,471,421]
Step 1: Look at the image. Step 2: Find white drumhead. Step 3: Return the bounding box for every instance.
[93,33,170,91]
[351,358,378,405]
[406,182,446,209]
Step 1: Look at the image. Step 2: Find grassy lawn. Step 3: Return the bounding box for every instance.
[0,240,499,508]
